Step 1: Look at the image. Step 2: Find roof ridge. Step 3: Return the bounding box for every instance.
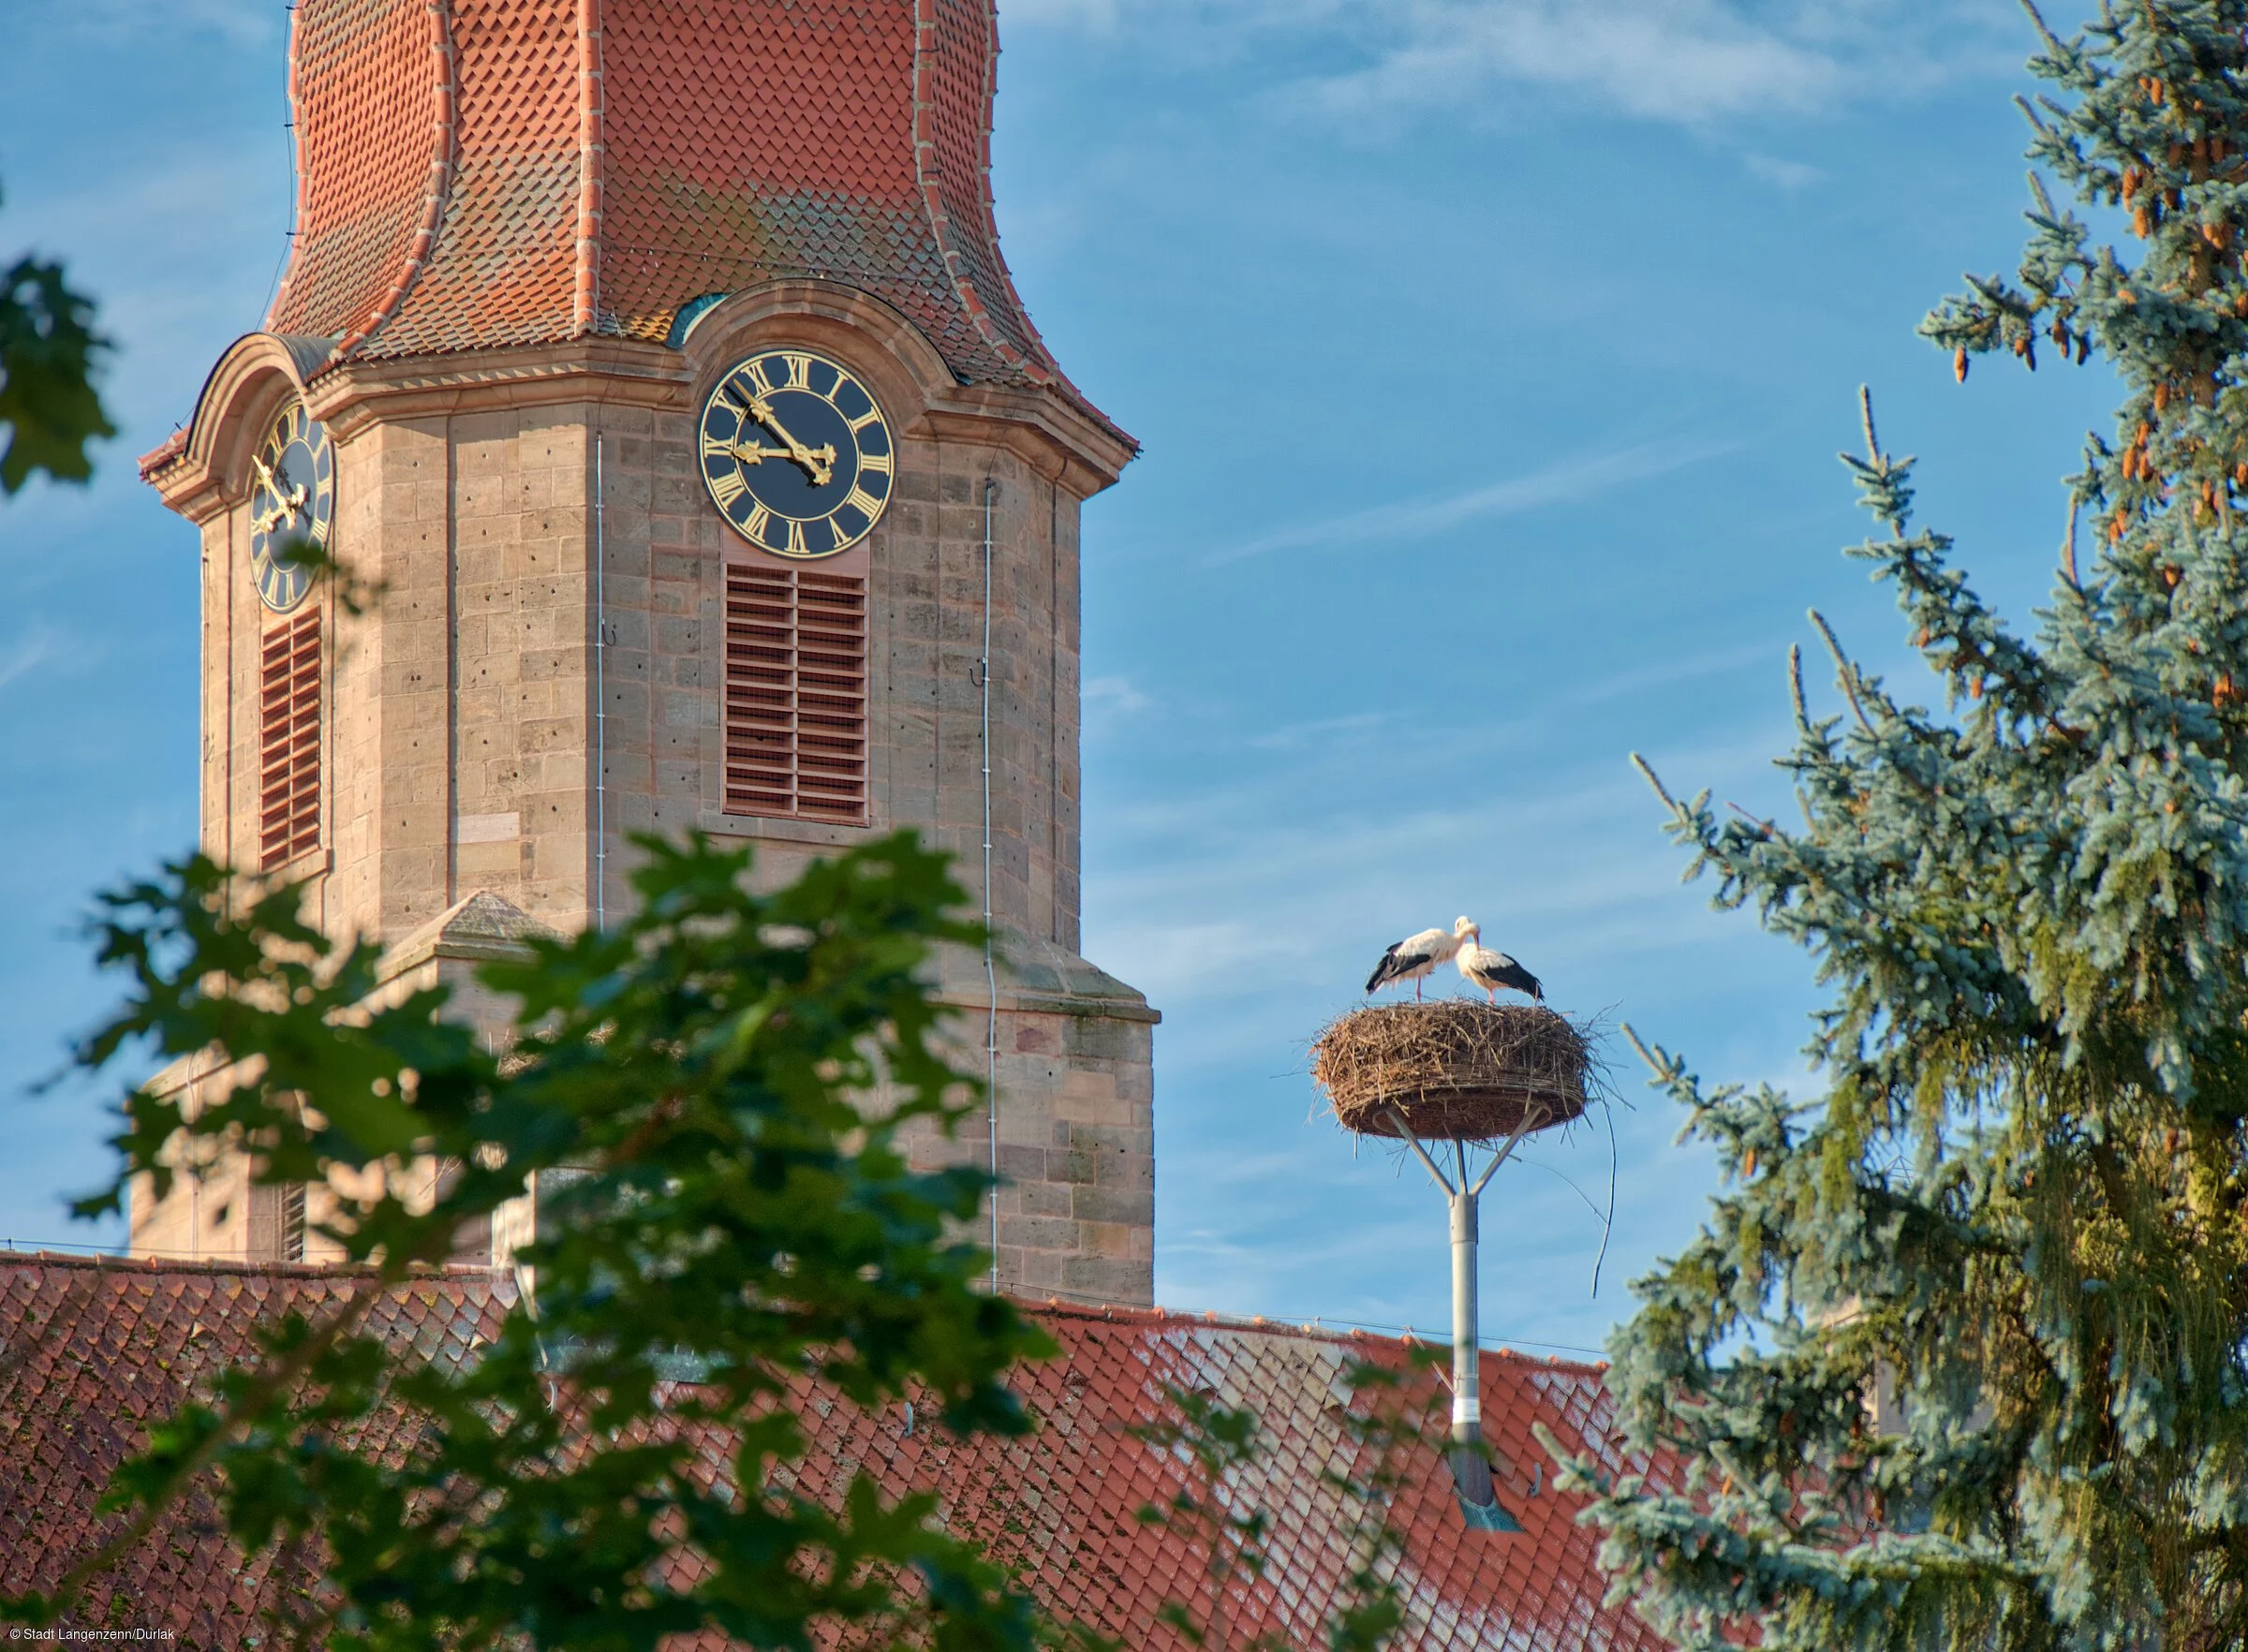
[907,0,1122,441]
[0,1248,512,1279]
[910,0,1043,390]
[571,0,604,336]
[1014,1295,1611,1373]
[330,0,459,364]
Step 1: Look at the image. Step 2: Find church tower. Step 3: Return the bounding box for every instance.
[134,0,1156,1306]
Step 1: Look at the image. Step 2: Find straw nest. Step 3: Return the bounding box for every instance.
[1312,1001,1591,1142]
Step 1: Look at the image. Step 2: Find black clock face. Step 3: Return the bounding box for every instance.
[698,348,895,558]
[248,401,333,613]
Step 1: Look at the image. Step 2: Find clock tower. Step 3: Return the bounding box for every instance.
[135,0,1157,1305]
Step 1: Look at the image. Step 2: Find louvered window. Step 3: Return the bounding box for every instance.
[249,1177,308,1261]
[278,1181,307,1262]
[723,564,869,823]
[259,611,322,869]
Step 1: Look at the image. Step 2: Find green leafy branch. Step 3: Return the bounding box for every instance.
[0,184,112,495]
[9,831,1061,1652]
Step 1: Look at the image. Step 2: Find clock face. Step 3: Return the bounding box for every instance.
[698,348,895,558]
[248,400,333,613]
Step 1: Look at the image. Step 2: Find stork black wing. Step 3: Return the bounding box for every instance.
[1492,957,1542,1000]
[1368,943,1431,993]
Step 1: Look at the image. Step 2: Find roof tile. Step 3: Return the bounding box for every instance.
[2,1256,1669,1648]
[260,0,1123,444]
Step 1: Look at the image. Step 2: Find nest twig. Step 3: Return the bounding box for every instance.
[1311,1001,1592,1143]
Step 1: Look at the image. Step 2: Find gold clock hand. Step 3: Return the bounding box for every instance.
[251,455,309,528]
[743,394,836,486]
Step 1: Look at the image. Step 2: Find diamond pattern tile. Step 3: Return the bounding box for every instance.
[3,1258,1667,1648]
[269,0,451,347]
[258,0,1122,444]
[0,1252,514,1646]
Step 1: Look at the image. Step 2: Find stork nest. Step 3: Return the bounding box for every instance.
[1312,1001,1592,1142]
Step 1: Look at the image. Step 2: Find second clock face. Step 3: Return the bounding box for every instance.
[698,348,895,558]
[248,400,333,613]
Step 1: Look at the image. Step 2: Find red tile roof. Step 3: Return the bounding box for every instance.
[263,0,1116,438]
[842,1303,1672,1650]
[0,1251,514,1645]
[0,1255,1668,1649]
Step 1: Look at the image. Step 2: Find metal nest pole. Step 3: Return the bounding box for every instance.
[1312,1001,1598,1531]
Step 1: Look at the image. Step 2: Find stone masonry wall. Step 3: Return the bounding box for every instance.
[182,341,1153,1305]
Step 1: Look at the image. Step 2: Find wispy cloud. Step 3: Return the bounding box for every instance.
[36,0,275,49]
[1300,1,1843,126]
[1213,435,1734,563]
[0,628,55,694]
[1009,0,2021,131]
[1246,710,1403,751]
[1743,150,1826,189]
[1085,674,1153,715]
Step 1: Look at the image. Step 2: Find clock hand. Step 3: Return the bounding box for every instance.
[252,491,308,534]
[741,394,836,486]
[250,455,310,527]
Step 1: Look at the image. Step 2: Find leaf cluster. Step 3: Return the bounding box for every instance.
[0,184,112,494]
[7,831,1058,1652]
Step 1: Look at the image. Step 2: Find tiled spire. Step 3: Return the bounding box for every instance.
[266,0,1107,431]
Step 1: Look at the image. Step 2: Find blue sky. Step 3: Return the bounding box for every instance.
[0,1,2124,1358]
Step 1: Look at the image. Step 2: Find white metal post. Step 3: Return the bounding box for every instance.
[1450,1187,1479,1446]
[1384,1102,1545,1515]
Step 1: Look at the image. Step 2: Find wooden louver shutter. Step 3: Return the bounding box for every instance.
[259,611,322,869]
[723,564,868,823]
[279,1180,307,1262]
[248,1176,308,1261]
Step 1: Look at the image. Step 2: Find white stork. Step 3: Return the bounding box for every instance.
[1456,922,1543,1003]
[1366,917,1473,1001]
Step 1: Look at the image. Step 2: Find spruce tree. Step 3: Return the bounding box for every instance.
[1563,5,2248,1646]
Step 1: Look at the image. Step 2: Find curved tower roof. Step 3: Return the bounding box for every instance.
[265,0,1117,437]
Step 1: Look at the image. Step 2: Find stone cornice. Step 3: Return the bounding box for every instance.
[307,337,690,441]
[921,387,1135,499]
[150,290,1132,527]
